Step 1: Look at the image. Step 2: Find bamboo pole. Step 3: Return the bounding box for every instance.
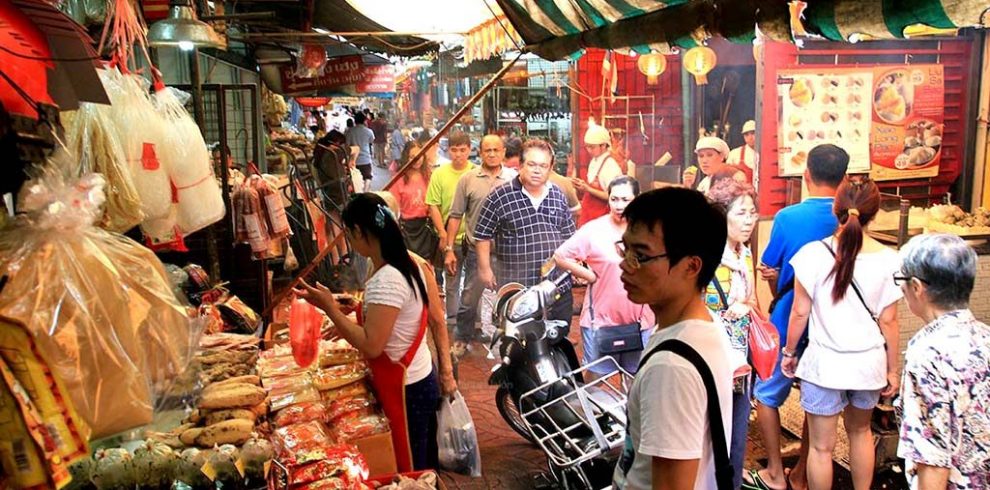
[262,51,524,319]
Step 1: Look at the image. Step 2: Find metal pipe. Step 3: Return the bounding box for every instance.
[230,31,467,38]
[200,11,275,20]
[261,50,524,319]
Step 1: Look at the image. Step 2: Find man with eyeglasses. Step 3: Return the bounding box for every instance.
[613,187,734,490]
[474,139,577,324]
[443,135,518,355]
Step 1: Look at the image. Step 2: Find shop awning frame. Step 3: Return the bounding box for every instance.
[310,0,439,57]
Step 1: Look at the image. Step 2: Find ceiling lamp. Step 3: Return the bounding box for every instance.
[147,0,225,50]
[683,46,717,85]
[636,52,667,85]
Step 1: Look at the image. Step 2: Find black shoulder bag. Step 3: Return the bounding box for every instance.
[635,339,734,490]
[591,281,645,355]
[767,278,795,315]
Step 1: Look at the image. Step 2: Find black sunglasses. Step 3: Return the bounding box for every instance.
[893,273,929,286]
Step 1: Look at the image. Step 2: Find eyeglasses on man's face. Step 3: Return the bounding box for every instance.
[615,240,668,269]
[524,160,551,170]
[893,272,929,286]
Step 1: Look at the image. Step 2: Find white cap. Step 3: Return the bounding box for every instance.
[584,125,610,145]
[742,120,756,134]
[694,136,729,157]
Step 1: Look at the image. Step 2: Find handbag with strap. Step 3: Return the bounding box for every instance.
[634,339,735,490]
[590,281,645,355]
[714,275,781,381]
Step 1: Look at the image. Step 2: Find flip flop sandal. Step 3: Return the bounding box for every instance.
[741,468,787,490]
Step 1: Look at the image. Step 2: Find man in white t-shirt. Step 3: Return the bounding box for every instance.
[613,187,735,490]
[727,120,759,172]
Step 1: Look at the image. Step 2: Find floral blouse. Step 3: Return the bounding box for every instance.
[897,309,990,489]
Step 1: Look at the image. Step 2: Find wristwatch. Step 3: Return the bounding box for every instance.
[781,346,798,358]
[443,245,453,253]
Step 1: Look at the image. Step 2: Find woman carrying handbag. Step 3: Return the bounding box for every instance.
[779,178,902,490]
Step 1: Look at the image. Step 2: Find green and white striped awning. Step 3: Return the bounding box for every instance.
[493,0,988,60]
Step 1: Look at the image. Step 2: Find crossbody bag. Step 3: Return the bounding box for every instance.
[634,339,734,490]
[590,281,646,355]
[820,240,887,347]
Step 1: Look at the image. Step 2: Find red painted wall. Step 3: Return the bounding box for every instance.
[574,49,683,177]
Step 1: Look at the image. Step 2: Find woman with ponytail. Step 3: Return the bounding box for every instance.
[295,193,441,472]
[778,177,902,490]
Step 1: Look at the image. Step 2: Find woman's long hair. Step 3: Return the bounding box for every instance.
[829,178,880,302]
[342,193,428,305]
[400,141,430,184]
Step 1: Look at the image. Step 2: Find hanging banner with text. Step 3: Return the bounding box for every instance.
[777,65,944,180]
[280,56,364,94]
[358,65,396,93]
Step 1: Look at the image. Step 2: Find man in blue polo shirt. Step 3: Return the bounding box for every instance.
[743,144,849,490]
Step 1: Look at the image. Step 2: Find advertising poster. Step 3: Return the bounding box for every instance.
[777,68,873,176]
[869,65,944,181]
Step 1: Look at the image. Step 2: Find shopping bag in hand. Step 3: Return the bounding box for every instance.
[437,391,482,476]
[748,310,781,381]
[289,298,321,367]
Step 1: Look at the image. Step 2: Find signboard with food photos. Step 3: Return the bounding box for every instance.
[777,65,944,181]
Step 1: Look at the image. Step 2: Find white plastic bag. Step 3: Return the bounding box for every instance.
[437,391,481,477]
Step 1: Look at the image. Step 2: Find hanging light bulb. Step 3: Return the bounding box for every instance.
[147,0,225,49]
[637,52,667,85]
[683,46,717,85]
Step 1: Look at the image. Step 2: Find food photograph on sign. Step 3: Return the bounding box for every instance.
[869,65,945,181]
[777,69,873,176]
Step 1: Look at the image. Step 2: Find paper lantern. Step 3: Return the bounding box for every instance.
[637,53,667,85]
[683,46,717,85]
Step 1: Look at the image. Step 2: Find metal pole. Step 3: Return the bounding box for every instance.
[262,51,524,319]
[189,47,223,280]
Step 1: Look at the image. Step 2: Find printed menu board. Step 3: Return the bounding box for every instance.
[777,68,873,176]
[777,65,945,181]
[869,65,944,181]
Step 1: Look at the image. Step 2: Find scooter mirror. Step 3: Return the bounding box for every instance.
[540,257,557,278]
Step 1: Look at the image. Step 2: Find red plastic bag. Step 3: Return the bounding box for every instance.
[748,310,781,381]
[290,298,322,368]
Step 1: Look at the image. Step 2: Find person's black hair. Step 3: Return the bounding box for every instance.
[346,119,354,128]
[504,137,523,160]
[607,175,640,196]
[354,113,367,125]
[319,129,346,147]
[342,193,428,305]
[807,144,849,188]
[622,188,726,290]
[448,130,470,148]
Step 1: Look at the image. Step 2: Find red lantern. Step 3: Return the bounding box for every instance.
[295,97,331,108]
[300,44,326,72]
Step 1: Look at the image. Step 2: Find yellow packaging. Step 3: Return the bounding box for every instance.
[0,318,89,466]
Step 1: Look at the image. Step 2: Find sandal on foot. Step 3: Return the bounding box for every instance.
[741,469,787,490]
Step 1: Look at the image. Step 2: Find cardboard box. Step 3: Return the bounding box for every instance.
[354,430,398,478]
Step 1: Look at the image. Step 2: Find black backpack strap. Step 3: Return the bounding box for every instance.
[637,339,734,490]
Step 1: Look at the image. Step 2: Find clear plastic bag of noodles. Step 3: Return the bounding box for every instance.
[100,68,172,221]
[61,97,145,232]
[0,168,203,439]
[152,84,225,235]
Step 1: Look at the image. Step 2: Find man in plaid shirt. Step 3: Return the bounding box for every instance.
[475,139,577,322]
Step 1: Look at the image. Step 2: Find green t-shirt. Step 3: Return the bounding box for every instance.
[425,161,476,243]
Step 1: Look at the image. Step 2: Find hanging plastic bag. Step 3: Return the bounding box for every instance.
[152,82,225,235]
[0,168,201,439]
[437,391,482,476]
[61,99,145,232]
[289,298,321,368]
[748,310,781,381]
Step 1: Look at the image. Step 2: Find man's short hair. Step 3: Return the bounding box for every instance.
[448,130,471,148]
[807,144,849,188]
[354,113,367,125]
[521,138,555,166]
[505,137,523,160]
[622,188,727,290]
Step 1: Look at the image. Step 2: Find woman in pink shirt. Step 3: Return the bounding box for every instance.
[394,141,439,264]
[554,176,655,378]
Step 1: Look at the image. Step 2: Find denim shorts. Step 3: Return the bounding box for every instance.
[580,326,652,375]
[800,380,881,416]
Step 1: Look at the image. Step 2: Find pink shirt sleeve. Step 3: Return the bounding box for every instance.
[555,224,592,262]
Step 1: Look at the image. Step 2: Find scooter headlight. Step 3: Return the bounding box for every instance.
[507,290,540,322]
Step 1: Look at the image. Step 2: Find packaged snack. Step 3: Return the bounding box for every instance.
[273,401,327,428]
[287,445,367,488]
[272,421,335,466]
[270,386,321,413]
[331,414,390,444]
[258,355,309,380]
[319,340,363,367]
[320,383,369,404]
[263,372,314,397]
[312,363,367,391]
[325,395,377,425]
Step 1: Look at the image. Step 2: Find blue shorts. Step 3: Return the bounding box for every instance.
[800,380,881,416]
[581,326,652,375]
